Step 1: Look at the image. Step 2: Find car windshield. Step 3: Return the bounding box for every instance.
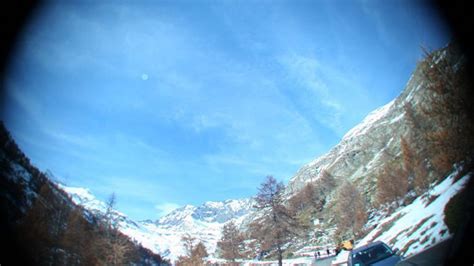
[351,244,393,265]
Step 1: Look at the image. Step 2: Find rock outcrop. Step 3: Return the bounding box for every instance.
[288,43,469,206]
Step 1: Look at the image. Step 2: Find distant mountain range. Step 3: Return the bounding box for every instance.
[59,184,255,262]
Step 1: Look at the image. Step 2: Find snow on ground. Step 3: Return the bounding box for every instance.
[332,170,471,265]
[242,257,314,266]
[58,185,108,213]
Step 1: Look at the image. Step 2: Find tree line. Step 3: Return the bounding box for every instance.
[375,43,473,209]
[16,184,165,265]
[212,175,366,266]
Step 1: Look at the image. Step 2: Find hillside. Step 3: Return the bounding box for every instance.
[0,123,166,265]
[237,167,471,265]
[330,168,472,265]
[231,43,472,265]
[288,44,470,197]
[283,43,473,241]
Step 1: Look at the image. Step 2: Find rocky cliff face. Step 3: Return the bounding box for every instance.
[287,45,465,203]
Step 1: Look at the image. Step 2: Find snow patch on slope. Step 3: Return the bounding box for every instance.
[58,185,107,213]
[332,170,471,264]
[366,172,469,256]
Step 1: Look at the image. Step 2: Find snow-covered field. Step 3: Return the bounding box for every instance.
[241,257,314,266]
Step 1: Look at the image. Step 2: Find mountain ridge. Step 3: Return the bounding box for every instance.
[287,46,462,200]
[59,183,255,261]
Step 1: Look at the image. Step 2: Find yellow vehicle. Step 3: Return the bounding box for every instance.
[340,239,354,250]
[338,239,354,251]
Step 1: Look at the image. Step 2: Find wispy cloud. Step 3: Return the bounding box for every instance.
[190,113,229,133]
[5,81,46,126]
[359,0,393,48]
[45,131,100,150]
[278,53,345,134]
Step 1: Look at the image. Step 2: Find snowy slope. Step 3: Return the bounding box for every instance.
[58,184,254,262]
[58,186,107,214]
[331,169,471,265]
[242,169,471,266]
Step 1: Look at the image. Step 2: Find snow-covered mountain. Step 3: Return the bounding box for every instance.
[58,185,254,262]
[287,45,464,201]
[158,199,253,226]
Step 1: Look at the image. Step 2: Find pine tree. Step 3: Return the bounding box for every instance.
[99,193,135,265]
[414,45,473,185]
[376,160,409,208]
[176,235,208,266]
[400,137,413,178]
[191,242,208,263]
[217,221,244,261]
[250,176,296,266]
[60,208,92,263]
[333,181,367,240]
[181,233,196,257]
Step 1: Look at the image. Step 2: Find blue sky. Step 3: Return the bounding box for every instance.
[1,0,450,220]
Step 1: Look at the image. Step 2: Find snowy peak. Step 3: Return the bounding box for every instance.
[156,205,197,227]
[57,184,255,262]
[157,198,254,226]
[192,199,253,223]
[58,185,107,213]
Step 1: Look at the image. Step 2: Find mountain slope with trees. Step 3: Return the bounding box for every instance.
[282,43,473,244]
[0,123,167,265]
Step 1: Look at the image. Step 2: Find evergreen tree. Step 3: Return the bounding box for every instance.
[100,193,136,265]
[217,221,244,261]
[250,176,296,266]
[176,235,208,266]
[333,181,367,240]
[376,159,409,208]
